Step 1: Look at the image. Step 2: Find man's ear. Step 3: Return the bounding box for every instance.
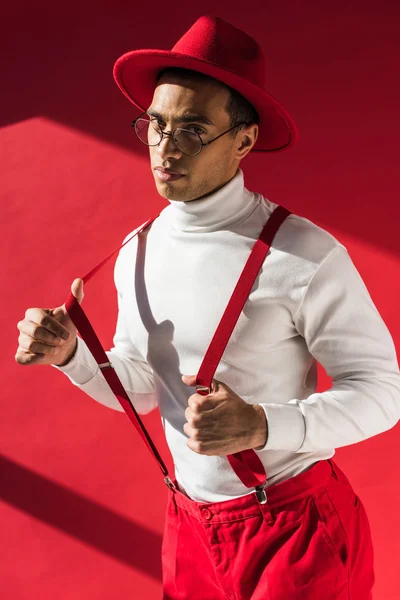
[235,125,259,159]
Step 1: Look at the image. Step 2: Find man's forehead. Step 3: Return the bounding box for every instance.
[150,80,229,122]
[146,106,215,126]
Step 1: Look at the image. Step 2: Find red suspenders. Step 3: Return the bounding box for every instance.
[64,205,291,503]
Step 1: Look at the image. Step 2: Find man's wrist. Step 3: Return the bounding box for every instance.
[251,404,268,450]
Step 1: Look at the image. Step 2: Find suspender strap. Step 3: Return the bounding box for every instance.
[64,216,170,479]
[195,205,291,489]
[80,218,157,285]
[64,205,291,496]
[196,206,291,390]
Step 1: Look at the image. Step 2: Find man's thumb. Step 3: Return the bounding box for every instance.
[71,278,84,304]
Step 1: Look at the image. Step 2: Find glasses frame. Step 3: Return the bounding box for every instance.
[131,111,249,156]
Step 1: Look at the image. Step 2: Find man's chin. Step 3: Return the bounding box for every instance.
[154,178,189,201]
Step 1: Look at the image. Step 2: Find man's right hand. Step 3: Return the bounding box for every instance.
[15,278,84,367]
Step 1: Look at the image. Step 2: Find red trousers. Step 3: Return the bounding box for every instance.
[161,459,375,599]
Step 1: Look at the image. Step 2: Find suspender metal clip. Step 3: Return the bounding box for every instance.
[164,476,177,491]
[255,483,267,505]
[98,361,114,370]
[196,385,211,395]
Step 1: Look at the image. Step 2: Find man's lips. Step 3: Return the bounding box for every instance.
[155,167,185,182]
[155,167,185,175]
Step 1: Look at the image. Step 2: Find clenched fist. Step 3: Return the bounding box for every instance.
[181,374,268,455]
[15,278,84,367]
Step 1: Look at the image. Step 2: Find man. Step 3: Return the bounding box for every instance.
[16,15,400,600]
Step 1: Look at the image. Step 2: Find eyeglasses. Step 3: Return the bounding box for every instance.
[131,111,248,156]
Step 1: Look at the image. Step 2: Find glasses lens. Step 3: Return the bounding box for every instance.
[135,117,162,146]
[174,129,202,155]
[133,119,202,155]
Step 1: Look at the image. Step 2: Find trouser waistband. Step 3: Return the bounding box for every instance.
[167,459,339,525]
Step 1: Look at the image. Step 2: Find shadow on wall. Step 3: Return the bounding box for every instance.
[0,454,162,581]
[1,3,187,150]
[3,2,400,257]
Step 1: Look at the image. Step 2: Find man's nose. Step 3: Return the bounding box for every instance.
[157,132,182,160]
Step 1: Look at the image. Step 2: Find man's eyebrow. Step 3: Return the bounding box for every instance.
[147,109,214,126]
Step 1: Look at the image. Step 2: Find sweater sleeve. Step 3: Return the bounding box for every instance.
[51,241,158,415]
[256,244,400,453]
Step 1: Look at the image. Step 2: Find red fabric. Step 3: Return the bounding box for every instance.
[113,15,299,153]
[161,459,375,600]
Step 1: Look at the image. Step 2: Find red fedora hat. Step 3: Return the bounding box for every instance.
[113,15,299,153]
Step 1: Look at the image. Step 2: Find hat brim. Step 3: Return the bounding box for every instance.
[113,50,299,153]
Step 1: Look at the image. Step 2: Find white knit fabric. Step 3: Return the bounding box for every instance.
[53,168,400,502]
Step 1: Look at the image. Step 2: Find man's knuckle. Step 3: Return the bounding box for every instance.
[191,441,200,453]
[28,322,37,336]
[15,350,30,365]
[27,340,36,352]
[191,401,200,413]
[17,322,27,335]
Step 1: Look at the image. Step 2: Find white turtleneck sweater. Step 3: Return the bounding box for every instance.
[52,168,400,502]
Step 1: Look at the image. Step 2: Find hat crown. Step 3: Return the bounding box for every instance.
[112,14,298,152]
[172,15,267,87]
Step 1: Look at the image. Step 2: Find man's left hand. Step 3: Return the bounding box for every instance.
[181,375,268,456]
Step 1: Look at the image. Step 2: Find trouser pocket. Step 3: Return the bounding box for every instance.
[311,487,349,573]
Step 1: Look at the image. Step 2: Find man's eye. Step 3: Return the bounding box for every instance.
[187,126,205,135]
[149,119,205,135]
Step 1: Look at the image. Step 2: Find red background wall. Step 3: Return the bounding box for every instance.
[2,1,400,598]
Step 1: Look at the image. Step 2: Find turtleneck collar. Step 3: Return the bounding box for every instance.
[164,168,259,232]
